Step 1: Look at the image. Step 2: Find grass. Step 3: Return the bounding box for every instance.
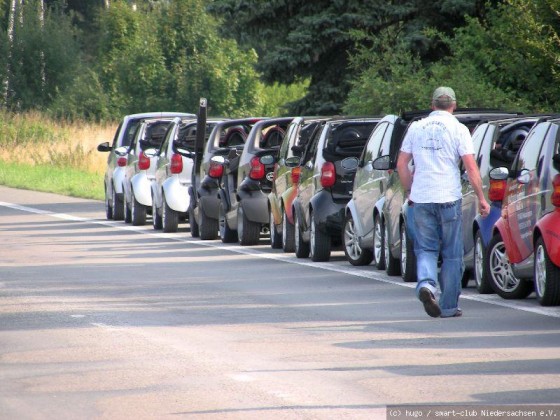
[0,111,116,201]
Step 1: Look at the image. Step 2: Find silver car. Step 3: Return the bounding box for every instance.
[97,112,195,220]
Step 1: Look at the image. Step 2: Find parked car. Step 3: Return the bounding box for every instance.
[189,118,264,240]
[215,117,293,245]
[122,118,174,226]
[466,116,544,292]
[151,117,224,232]
[97,112,195,221]
[486,116,560,306]
[268,117,328,252]
[292,117,381,261]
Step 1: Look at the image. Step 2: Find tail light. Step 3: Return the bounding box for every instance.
[208,162,224,178]
[488,179,507,202]
[117,156,127,167]
[170,153,183,174]
[138,152,150,170]
[320,161,336,188]
[291,166,301,184]
[552,174,560,207]
[249,156,265,180]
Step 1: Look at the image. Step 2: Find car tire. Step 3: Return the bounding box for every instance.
[282,207,295,253]
[219,202,238,243]
[131,193,147,226]
[152,195,162,230]
[310,211,331,262]
[373,214,385,270]
[189,206,199,238]
[486,233,533,299]
[343,213,373,266]
[384,222,400,275]
[105,185,113,220]
[534,237,560,306]
[123,195,132,224]
[112,184,124,221]
[199,207,219,240]
[474,230,493,294]
[294,210,310,258]
[269,209,282,249]
[162,193,179,233]
[400,223,416,282]
[238,205,260,246]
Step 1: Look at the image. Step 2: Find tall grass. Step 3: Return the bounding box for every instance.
[0,111,116,200]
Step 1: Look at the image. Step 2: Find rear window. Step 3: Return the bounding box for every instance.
[323,122,375,161]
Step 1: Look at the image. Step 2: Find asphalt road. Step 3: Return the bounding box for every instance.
[1,186,559,420]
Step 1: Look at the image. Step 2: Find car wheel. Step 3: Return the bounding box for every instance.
[269,209,282,249]
[310,211,331,262]
[162,193,179,233]
[238,205,260,246]
[152,195,162,230]
[188,206,199,238]
[123,194,132,224]
[400,222,416,282]
[112,184,124,221]
[219,202,238,243]
[294,210,310,258]
[384,222,400,275]
[343,213,372,266]
[486,233,533,299]
[199,206,219,240]
[373,214,385,270]
[131,191,147,226]
[474,230,493,293]
[534,237,560,306]
[105,185,113,220]
[282,207,295,253]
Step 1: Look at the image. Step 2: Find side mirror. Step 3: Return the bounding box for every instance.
[176,148,194,158]
[97,142,111,152]
[517,169,531,184]
[285,156,301,168]
[260,155,275,165]
[489,166,510,180]
[143,148,158,158]
[211,155,226,165]
[372,155,391,170]
[114,146,128,157]
[341,157,359,170]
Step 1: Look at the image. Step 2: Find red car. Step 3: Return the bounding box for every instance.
[486,116,560,305]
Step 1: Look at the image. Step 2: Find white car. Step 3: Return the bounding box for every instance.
[97,112,195,220]
[122,118,173,225]
[151,117,225,233]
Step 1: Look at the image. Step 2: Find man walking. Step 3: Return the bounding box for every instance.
[396,87,490,318]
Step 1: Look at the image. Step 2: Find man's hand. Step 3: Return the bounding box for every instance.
[479,198,490,217]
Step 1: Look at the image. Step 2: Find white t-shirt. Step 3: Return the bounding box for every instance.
[400,110,474,203]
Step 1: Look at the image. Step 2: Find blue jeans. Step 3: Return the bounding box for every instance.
[413,199,464,317]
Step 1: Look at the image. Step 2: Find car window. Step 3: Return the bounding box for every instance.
[302,122,325,163]
[122,120,142,147]
[280,122,298,159]
[471,123,489,157]
[361,122,388,163]
[514,123,549,172]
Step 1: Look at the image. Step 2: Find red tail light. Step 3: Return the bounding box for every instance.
[249,156,265,180]
[552,174,560,207]
[138,152,150,170]
[291,166,301,184]
[488,179,507,202]
[208,162,224,178]
[320,161,336,188]
[170,153,183,174]
[117,156,127,167]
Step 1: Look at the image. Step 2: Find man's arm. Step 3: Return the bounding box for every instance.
[396,151,413,196]
[461,153,490,217]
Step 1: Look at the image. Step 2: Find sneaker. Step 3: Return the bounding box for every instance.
[419,287,441,318]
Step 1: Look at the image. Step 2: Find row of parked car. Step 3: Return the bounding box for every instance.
[97,109,560,307]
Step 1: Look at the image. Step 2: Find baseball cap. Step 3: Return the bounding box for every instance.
[432,86,456,102]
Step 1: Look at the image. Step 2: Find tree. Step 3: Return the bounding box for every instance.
[208,0,491,115]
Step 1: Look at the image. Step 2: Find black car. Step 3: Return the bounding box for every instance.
[292,117,381,261]
[215,117,293,245]
[189,118,264,240]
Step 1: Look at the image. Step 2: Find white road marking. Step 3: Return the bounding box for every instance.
[2,200,560,319]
